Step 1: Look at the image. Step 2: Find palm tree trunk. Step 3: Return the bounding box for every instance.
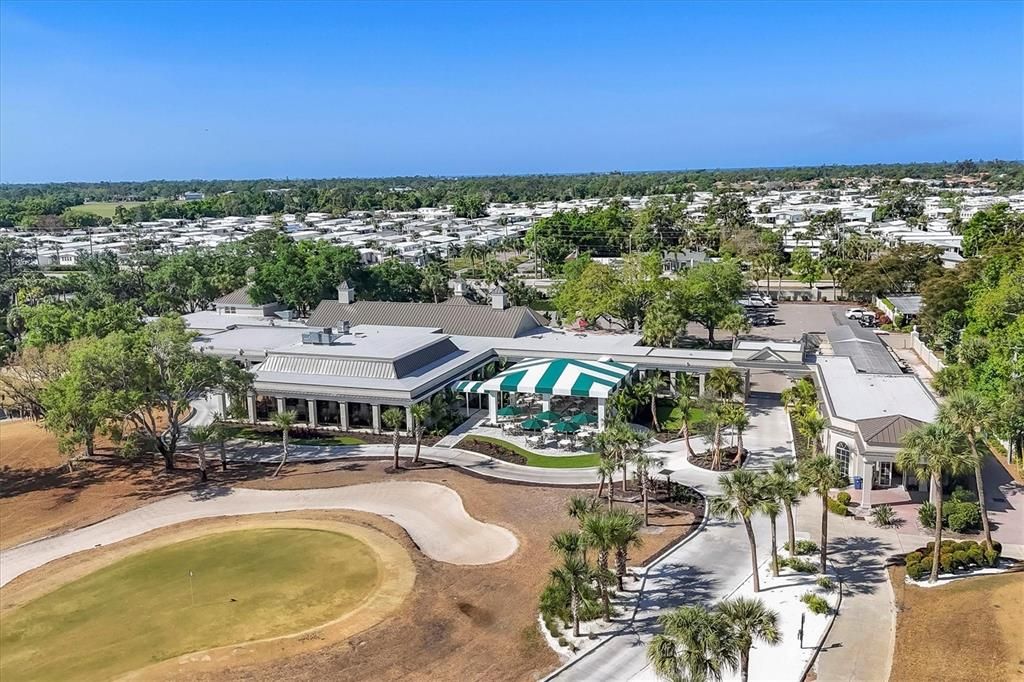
[712,424,722,470]
[740,648,750,682]
[197,445,208,482]
[571,592,580,638]
[682,423,695,456]
[597,472,605,500]
[744,517,760,593]
[621,464,628,492]
[607,484,614,510]
[785,502,796,555]
[820,493,829,574]
[732,429,744,465]
[392,429,400,469]
[931,472,943,583]
[599,551,611,621]
[273,433,289,477]
[969,438,993,547]
[414,432,423,464]
[219,440,228,471]
[770,515,779,576]
[651,396,659,431]
[642,478,650,527]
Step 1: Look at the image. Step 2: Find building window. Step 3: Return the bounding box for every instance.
[834,441,851,478]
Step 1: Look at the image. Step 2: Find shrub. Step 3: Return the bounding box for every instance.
[827,497,850,516]
[919,502,937,528]
[956,540,978,552]
[905,551,923,565]
[801,592,830,615]
[781,557,818,573]
[557,636,569,648]
[947,503,981,533]
[966,546,984,566]
[871,504,897,527]
[836,491,852,506]
[984,548,1000,567]
[940,552,955,573]
[816,576,836,592]
[794,540,819,556]
[940,539,956,549]
[952,550,969,569]
[905,561,926,581]
[951,487,977,503]
[991,541,1002,554]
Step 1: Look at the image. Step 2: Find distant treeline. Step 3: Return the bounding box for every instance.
[2,160,1021,228]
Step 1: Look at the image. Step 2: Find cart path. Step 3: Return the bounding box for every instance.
[0,481,518,586]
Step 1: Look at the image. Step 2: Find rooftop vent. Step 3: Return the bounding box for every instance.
[301,327,338,345]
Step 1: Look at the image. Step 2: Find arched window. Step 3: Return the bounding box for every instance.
[834,442,851,477]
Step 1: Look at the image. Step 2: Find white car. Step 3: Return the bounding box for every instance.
[845,308,868,319]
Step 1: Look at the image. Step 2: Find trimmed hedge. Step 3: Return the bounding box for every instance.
[918,498,983,533]
[904,539,1002,581]
[827,497,849,516]
[836,491,852,506]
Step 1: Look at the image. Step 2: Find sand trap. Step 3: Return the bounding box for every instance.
[0,481,518,586]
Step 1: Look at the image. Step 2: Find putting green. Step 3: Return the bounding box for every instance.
[0,527,381,681]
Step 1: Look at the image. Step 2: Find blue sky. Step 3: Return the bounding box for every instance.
[1,0,1021,183]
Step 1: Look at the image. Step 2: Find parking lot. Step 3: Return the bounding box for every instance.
[686,303,850,343]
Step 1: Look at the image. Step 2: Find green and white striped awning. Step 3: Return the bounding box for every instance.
[452,379,491,394]
[453,358,635,399]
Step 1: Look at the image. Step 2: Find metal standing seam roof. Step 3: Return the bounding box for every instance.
[213,285,256,306]
[307,299,547,338]
[826,325,902,375]
[857,415,925,447]
[454,358,636,398]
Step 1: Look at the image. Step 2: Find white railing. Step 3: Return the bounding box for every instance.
[910,328,946,373]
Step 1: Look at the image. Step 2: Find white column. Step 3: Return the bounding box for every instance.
[216,392,228,415]
[698,373,706,397]
[405,405,414,435]
[339,402,349,430]
[859,461,874,513]
[372,404,381,433]
[929,473,940,505]
[247,395,257,423]
[541,395,551,412]
[597,397,607,431]
[308,400,318,427]
[669,372,677,395]
[276,397,286,414]
[488,392,498,425]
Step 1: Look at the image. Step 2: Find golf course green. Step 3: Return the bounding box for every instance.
[0,527,381,681]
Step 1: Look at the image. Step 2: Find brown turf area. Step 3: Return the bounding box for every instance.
[888,566,1024,682]
[1,421,699,681]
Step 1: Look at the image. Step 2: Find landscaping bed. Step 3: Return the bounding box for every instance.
[687,446,746,471]
[903,539,1003,581]
[225,424,441,447]
[456,435,600,469]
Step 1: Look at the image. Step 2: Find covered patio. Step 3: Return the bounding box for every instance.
[453,357,636,439]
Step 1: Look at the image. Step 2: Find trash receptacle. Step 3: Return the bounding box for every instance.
[853,476,863,490]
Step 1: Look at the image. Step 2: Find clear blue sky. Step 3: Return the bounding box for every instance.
[1,0,1021,183]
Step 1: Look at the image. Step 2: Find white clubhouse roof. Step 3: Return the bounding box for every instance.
[816,355,937,423]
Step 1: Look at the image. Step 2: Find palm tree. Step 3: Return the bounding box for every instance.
[549,555,593,638]
[799,455,845,573]
[940,390,995,547]
[188,424,214,482]
[270,410,297,477]
[711,470,766,592]
[597,456,619,510]
[759,486,782,577]
[648,604,738,682]
[707,367,743,403]
[675,372,697,399]
[728,403,750,466]
[609,509,644,591]
[410,396,443,465]
[781,378,816,415]
[705,403,729,471]
[797,409,827,457]
[896,421,973,583]
[633,450,664,527]
[642,373,666,431]
[550,530,584,560]
[567,494,600,524]
[717,597,782,682]
[382,407,406,470]
[581,512,617,621]
[769,460,802,555]
[209,414,230,471]
[675,395,699,457]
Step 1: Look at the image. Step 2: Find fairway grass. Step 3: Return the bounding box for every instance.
[66,201,146,219]
[0,528,381,681]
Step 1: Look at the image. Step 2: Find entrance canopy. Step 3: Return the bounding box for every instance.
[455,358,635,399]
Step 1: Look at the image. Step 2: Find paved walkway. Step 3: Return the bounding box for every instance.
[0,481,518,587]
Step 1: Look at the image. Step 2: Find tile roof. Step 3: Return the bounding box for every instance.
[306,300,546,338]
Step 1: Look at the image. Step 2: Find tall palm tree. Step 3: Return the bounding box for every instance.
[728,403,750,466]
[597,456,619,509]
[707,367,743,403]
[582,512,617,621]
[648,605,738,682]
[643,373,667,431]
[567,494,600,524]
[549,555,593,638]
[675,395,699,456]
[209,414,230,471]
[705,403,729,471]
[716,597,782,682]
[188,424,214,483]
[609,509,644,591]
[710,470,767,592]
[759,487,782,577]
[675,372,697,399]
[940,390,995,547]
[382,407,406,470]
[799,455,844,573]
[410,396,443,465]
[769,460,802,555]
[633,450,664,527]
[896,421,973,583]
[798,409,827,457]
[271,410,297,478]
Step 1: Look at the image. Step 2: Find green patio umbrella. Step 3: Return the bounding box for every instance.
[497,405,522,417]
[570,412,599,425]
[534,410,562,422]
[521,418,549,431]
[552,421,580,434]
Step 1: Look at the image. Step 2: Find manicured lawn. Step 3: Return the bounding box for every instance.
[655,403,706,434]
[458,435,600,468]
[889,567,1024,682]
[226,425,365,446]
[0,528,380,681]
[66,201,147,219]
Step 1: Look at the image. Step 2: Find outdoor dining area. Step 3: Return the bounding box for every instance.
[452,357,637,452]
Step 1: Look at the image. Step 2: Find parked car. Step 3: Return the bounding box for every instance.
[858,314,878,328]
[845,308,869,319]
